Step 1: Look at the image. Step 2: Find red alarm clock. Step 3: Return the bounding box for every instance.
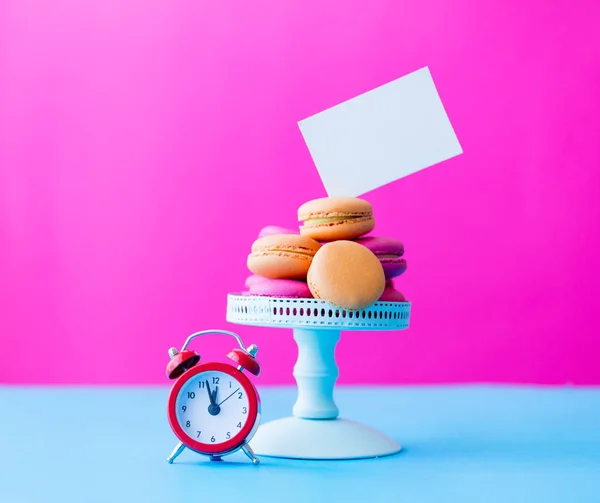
[165,329,262,465]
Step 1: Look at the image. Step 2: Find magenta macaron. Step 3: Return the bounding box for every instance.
[378,281,406,302]
[245,277,313,298]
[355,236,407,279]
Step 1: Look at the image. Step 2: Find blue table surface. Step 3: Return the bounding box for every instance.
[1,385,599,503]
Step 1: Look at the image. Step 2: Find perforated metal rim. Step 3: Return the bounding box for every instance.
[226,294,411,331]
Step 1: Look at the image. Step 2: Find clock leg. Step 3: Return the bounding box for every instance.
[167,442,185,463]
[241,442,260,465]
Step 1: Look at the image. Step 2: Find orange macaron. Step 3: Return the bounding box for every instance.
[298,197,375,241]
[307,240,385,311]
[247,234,322,279]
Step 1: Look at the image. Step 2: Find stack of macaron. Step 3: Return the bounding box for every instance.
[243,197,408,311]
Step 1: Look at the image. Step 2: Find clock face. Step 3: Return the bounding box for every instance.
[174,369,252,449]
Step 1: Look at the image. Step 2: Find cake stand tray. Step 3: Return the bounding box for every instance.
[226,294,411,460]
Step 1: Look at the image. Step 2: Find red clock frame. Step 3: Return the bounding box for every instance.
[167,361,260,455]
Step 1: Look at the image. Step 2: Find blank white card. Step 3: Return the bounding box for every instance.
[298,67,463,197]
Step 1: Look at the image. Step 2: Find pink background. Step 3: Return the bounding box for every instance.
[1,0,599,386]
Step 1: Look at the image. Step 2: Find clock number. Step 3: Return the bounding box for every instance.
[181,406,187,412]
[242,406,247,414]
[226,432,231,439]
[229,381,232,388]
[185,421,190,427]
[212,377,219,384]
[187,392,195,399]
[197,431,201,438]
[238,392,243,399]
[237,422,242,428]
[198,381,205,389]
[211,436,216,443]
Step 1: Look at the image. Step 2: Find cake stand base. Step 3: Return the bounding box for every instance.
[249,416,402,460]
[226,294,411,461]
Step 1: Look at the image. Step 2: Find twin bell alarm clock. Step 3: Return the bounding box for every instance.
[164,329,262,465]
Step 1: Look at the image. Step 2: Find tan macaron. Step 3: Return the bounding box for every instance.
[298,197,375,241]
[307,240,385,310]
[247,234,321,279]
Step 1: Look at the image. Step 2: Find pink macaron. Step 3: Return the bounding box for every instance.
[244,274,269,289]
[258,225,299,238]
[245,278,313,298]
[355,236,407,280]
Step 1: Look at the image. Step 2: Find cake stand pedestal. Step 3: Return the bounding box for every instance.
[226,294,411,460]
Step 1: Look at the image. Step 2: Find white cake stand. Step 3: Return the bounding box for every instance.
[226,293,411,460]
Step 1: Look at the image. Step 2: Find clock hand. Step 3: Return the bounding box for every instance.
[218,387,240,406]
[206,380,221,416]
[206,380,215,405]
